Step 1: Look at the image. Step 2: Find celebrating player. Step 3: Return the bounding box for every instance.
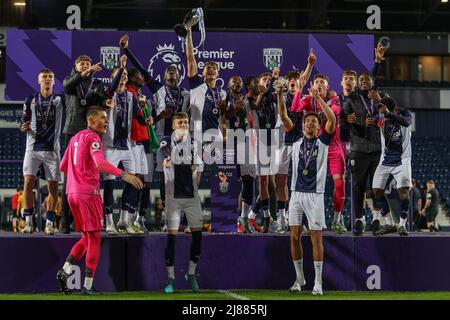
[276,78,336,295]
[102,56,152,235]
[371,97,413,236]
[291,74,347,234]
[57,107,143,295]
[20,69,64,235]
[162,112,204,294]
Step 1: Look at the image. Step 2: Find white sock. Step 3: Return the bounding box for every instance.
[373,210,381,221]
[167,266,175,279]
[293,259,304,283]
[263,209,270,218]
[333,212,341,223]
[314,261,323,287]
[46,219,53,228]
[248,210,256,220]
[106,214,114,226]
[84,277,93,290]
[25,215,33,225]
[188,260,197,275]
[63,262,72,275]
[278,209,286,222]
[399,217,407,228]
[128,212,137,225]
[241,202,251,218]
[119,210,129,225]
[356,216,366,224]
[385,213,394,226]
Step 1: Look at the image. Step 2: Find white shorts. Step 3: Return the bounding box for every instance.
[372,160,412,189]
[23,150,61,181]
[288,192,326,231]
[103,146,136,180]
[166,195,203,231]
[256,143,280,176]
[276,144,291,175]
[131,143,148,175]
[143,153,154,183]
[239,164,256,178]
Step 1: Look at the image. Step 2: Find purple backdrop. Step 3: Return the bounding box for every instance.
[1,232,450,293]
[6,29,374,101]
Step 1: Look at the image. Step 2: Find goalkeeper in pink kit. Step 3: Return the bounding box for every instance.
[56,107,143,295]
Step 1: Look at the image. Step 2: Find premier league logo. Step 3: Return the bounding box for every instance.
[148,44,186,85]
[100,47,120,70]
[263,48,283,70]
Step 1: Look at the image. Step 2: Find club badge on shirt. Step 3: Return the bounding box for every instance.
[92,141,100,151]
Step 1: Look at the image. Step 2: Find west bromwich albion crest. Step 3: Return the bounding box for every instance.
[100,47,120,70]
[263,48,283,70]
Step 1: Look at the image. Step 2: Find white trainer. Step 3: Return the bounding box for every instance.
[289,281,302,292]
[22,224,33,234]
[312,285,323,296]
[45,225,56,235]
[106,224,123,235]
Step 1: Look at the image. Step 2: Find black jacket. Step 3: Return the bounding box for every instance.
[342,90,384,154]
[62,69,109,135]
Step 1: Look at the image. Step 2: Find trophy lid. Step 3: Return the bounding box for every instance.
[174,24,188,38]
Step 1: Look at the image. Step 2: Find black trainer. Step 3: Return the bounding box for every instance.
[262,217,271,233]
[81,286,101,295]
[353,219,365,236]
[398,226,408,236]
[374,224,397,236]
[371,219,380,235]
[56,269,71,294]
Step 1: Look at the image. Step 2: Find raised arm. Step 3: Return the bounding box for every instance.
[274,81,294,131]
[302,48,316,84]
[186,27,198,78]
[310,87,336,134]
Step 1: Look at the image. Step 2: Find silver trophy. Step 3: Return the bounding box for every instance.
[174,7,203,38]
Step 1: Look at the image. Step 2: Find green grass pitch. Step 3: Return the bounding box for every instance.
[1,290,450,300]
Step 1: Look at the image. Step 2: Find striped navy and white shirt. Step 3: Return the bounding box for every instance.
[102,90,143,150]
[23,93,64,152]
[164,135,203,199]
[189,74,227,136]
[288,127,332,193]
[380,108,413,166]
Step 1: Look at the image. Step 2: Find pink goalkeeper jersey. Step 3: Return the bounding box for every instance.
[61,129,122,195]
[291,94,343,154]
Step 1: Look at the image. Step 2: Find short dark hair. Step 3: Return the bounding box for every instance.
[127,67,142,83]
[358,72,374,82]
[244,76,259,90]
[38,68,54,76]
[342,70,357,78]
[75,55,92,65]
[204,61,219,70]
[427,180,435,185]
[379,96,397,111]
[284,71,301,80]
[86,106,106,119]
[173,112,189,121]
[314,73,329,83]
[303,112,321,125]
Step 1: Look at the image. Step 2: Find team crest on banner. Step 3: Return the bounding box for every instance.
[263,48,283,70]
[148,44,186,85]
[100,47,120,70]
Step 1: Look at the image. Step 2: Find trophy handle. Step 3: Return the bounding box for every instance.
[174,24,188,38]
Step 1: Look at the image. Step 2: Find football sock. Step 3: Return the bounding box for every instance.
[293,259,304,283]
[314,261,323,287]
[84,277,93,290]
